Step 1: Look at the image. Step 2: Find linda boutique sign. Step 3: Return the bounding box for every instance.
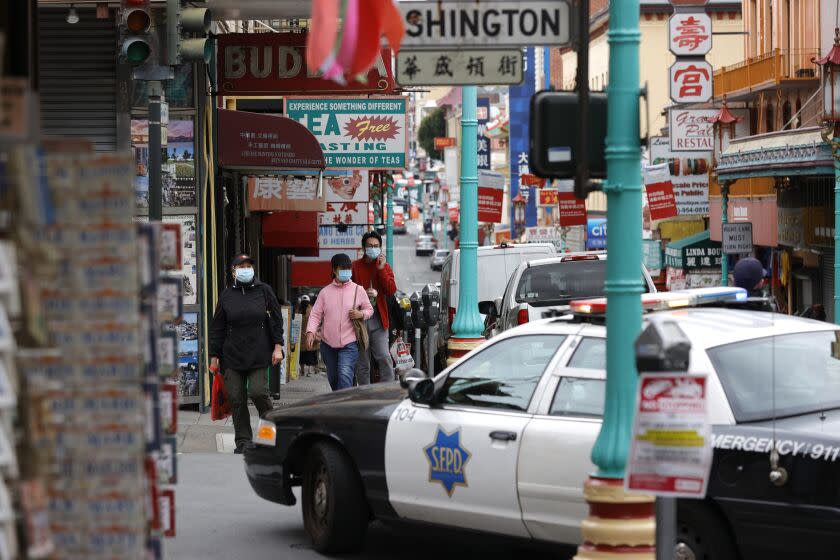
[285,97,408,169]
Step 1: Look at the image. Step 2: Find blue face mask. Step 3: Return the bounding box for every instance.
[235,267,255,284]
[337,269,352,283]
[365,247,381,260]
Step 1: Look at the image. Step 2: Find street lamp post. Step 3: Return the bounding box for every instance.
[575,0,655,555]
[513,193,526,240]
[447,85,485,364]
[815,29,840,324]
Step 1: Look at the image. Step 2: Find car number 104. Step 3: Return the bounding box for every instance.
[396,407,416,422]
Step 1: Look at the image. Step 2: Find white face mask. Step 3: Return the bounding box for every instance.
[235,267,255,284]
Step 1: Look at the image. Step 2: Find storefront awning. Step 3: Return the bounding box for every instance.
[217,109,326,170]
[665,230,723,269]
[716,127,834,181]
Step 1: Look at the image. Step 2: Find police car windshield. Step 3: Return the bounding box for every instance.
[707,330,840,423]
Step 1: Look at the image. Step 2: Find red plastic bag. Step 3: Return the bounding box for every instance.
[211,368,232,421]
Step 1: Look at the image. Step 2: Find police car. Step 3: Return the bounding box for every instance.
[244,287,840,558]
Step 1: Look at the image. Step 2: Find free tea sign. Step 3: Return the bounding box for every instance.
[285,97,408,169]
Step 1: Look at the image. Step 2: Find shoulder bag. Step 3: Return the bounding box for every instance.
[351,285,370,351]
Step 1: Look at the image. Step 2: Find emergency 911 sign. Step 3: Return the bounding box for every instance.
[626,374,713,498]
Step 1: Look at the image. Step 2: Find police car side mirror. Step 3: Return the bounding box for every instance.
[400,368,426,389]
[407,377,436,405]
[478,300,496,317]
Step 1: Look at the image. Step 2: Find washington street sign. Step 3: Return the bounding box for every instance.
[396,49,524,86]
[398,0,573,49]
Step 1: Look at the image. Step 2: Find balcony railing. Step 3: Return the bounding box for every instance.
[713,48,819,98]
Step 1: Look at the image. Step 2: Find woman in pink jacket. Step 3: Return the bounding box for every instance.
[305,253,373,390]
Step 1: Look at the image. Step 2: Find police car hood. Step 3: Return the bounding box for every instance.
[267,382,405,419]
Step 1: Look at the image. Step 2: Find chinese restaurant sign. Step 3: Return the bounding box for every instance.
[669,60,713,103]
[285,97,408,169]
[217,109,326,169]
[245,175,326,212]
[668,13,712,56]
[396,49,524,86]
[669,109,716,152]
[217,33,394,95]
[649,136,710,216]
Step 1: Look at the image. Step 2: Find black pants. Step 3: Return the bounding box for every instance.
[225,367,273,447]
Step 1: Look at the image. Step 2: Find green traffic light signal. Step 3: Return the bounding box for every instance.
[123,37,151,64]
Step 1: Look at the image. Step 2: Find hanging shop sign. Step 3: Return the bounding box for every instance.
[320,202,369,225]
[477,97,491,170]
[217,32,394,95]
[399,0,573,48]
[217,109,326,169]
[477,169,505,223]
[643,163,679,221]
[538,188,559,206]
[325,170,370,203]
[668,13,712,56]
[434,137,457,149]
[396,49,524,86]
[509,48,537,228]
[669,60,713,104]
[722,222,753,255]
[665,231,722,269]
[627,373,712,498]
[557,192,587,227]
[649,136,709,215]
[669,109,716,152]
[245,175,326,212]
[587,218,607,250]
[285,97,408,169]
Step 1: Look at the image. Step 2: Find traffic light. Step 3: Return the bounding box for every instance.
[166,0,212,65]
[120,0,152,65]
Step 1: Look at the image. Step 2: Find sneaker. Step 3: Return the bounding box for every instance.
[234,443,245,454]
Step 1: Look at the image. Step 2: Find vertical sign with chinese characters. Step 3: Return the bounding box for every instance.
[477,97,491,171]
[509,48,537,228]
[668,10,713,104]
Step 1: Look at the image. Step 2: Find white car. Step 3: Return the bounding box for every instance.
[245,288,840,559]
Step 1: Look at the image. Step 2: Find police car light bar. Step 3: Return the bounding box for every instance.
[569,287,748,315]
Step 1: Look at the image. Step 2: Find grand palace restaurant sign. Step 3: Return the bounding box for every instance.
[217,33,395,96]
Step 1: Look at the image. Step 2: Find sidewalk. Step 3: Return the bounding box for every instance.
[177,370,331,453]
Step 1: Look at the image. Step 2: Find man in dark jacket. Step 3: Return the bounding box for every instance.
[209,254,284,454]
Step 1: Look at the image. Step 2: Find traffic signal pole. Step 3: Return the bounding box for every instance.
[574,0,655,555]
[148,80,163,221]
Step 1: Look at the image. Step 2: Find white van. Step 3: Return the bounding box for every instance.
[436,242,556,365]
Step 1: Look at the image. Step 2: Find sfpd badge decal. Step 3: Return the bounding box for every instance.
[423,427,471,497]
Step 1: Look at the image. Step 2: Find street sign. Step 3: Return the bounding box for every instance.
[668,13,712,56]
[669,59,713,103]
[722,222,753,255]
[396,49,524,86]
[627,373,712,498]
[557,192,587,227]
[399,0,573,49]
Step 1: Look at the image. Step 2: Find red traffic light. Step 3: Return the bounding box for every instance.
[125,8,151,32]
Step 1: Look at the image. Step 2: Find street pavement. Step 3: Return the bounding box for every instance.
[170,222,574,559]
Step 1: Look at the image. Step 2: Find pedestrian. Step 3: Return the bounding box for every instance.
[733,257,765,296]
[351,231,398,385]
[305,254,373,391]
[209,254,284,454]
[298,295,320,376]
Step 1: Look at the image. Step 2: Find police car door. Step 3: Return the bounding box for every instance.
[385,334,570,537]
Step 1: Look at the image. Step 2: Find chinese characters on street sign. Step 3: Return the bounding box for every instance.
[477,97,491,170]
[396,50,524,86]
[669,60,713,103]
[643,163,679,221]
[246,175,326,212]
[399,0,573,48]
[668,13,712,56]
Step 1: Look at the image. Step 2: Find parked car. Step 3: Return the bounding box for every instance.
[415,235,437,256]
[244,287,840,560]
[481,252,657,337]
[430,249,450,271]
[438,243,556,368]
[393,207,407,234]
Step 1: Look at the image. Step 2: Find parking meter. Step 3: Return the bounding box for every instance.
[410,292,427,329]
[398,296,413,331]
[422,284,440,326]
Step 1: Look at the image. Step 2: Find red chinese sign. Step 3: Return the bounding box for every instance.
[643,163,679,221]
[217,33,394,96]
[538,189,559,206]
[557,192,587,227]
[434,137,456,149]
[520,173,547,187]
[669,13,712,56]
[669,60,713,103]
[478,170,505,223]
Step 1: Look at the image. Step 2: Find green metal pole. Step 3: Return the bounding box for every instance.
[386,176,395,267]
[721,182,729,286]
[591,0,643,479]
[450,86,484,339]
[834,145,840,324]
